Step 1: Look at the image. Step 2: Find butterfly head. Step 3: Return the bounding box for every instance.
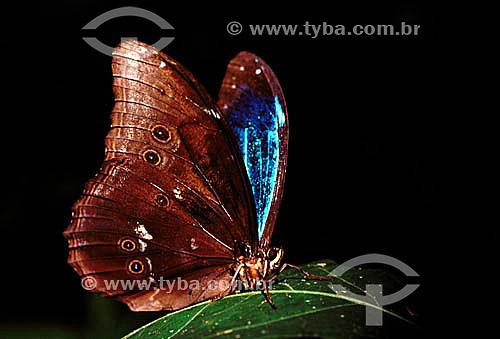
[266,247,284,273]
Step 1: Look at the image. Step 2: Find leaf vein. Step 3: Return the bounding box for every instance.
[169,303,211,338]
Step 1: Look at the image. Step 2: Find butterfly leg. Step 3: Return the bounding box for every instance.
[285,263,335,281]
[266,263,334,283]
[264,262,288,282]
[255,270,278,310]
[229,263,244,293]
[262,279,278,310]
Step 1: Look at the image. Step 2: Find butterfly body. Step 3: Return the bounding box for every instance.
[64,40,288,311]
[235,247,284,289]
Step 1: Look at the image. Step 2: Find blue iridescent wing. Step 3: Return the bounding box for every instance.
[218,52,288,248]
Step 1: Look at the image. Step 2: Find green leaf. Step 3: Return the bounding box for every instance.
[123,260,419,338]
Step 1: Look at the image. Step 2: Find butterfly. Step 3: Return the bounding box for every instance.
[64,40,327,311]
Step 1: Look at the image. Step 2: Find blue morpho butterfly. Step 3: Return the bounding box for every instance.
[64,40,329,311]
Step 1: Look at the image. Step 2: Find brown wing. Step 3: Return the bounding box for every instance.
[63,40,257,311]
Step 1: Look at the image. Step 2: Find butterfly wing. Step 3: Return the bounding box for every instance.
[217,52,289,249]
[64,40,257,311]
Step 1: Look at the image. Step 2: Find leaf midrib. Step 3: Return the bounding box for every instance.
[205,303,357,338]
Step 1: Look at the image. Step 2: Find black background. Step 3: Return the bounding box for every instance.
[1,1,441,337]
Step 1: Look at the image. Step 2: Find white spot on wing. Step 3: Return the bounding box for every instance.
[138,239,147,252]
[134,223,153,240]
[159,61,166,68]
[210,109,220,119]
[173,187,183,199]
[190,238,199,250]
[202,108,221,119]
